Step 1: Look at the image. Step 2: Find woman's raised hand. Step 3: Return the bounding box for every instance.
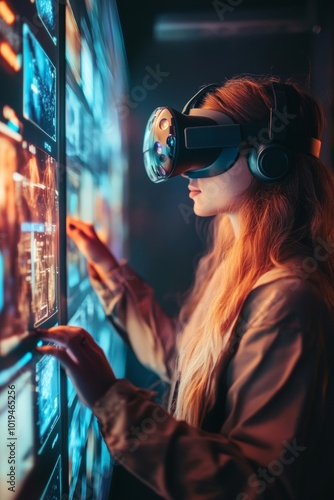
[67,216,118,274]
[36,326,116,409]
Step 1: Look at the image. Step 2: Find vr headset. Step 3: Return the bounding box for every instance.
[143,82,322,184]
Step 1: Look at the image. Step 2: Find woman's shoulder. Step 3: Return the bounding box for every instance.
[252,260,328,299]
[242,264,333,330]
[252,261,316,291]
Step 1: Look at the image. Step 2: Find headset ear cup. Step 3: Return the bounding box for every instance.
[248,144,292,183]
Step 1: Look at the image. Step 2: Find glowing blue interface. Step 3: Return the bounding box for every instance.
[36,354,60,448]
[23,24,56,141]
[0,0,127,496]
[40,456,61,500]
[36,0,58,45]
[81,27,94,110]
[66,84,81,158]
[68,400,92,494]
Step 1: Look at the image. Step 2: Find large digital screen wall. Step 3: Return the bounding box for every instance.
[0,1,128,498]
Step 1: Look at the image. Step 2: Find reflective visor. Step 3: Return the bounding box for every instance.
[143,107,177,183]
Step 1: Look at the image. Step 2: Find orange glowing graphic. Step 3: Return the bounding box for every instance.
[0,127,58,354]
[3,105,21,131]
[0,1,15,25]
[0,42,20,71]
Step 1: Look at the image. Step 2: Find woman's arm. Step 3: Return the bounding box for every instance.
[88,260,178,382]
[67,217,177,381]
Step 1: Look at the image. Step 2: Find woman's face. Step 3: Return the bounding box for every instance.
[183,156,253,217]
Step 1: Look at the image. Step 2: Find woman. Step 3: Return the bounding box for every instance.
[37,76,334,499]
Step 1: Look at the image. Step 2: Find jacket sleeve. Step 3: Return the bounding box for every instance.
[92,278,332,500]
[88,261,178,381]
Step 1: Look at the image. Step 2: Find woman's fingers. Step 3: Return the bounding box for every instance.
[66,218,110,265]
[67,223,94,256]
[36,327,103,359]
[66,217,119,273]
[36,345,72,369]
[66,216,90,229]
[37,328,70,348]
[35,326,117,408]
[37,326,91,350]
[38,325,85,334]
[66,217,96,238]
[66,218,96,248]
[36,327,95,367]
[36,345,92,406]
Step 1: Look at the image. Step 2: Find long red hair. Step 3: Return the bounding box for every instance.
[174,76,334,427]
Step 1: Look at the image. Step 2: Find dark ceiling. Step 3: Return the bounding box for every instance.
[116,0,325,62]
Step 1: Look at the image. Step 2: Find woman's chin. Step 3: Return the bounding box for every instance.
[193,204,218,217]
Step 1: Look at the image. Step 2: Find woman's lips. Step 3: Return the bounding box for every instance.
[189,190,201,198]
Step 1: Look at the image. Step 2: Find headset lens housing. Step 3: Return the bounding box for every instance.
[143,107,177,183]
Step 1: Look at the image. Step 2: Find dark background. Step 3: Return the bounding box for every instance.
[115,0,333,319]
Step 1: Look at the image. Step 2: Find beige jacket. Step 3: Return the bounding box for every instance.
[90,261,334,500]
